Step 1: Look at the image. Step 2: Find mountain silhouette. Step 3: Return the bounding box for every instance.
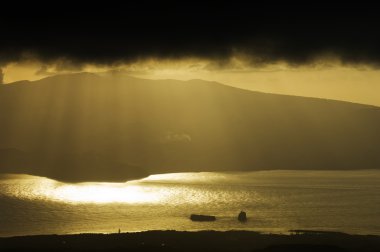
[0,73,379,182]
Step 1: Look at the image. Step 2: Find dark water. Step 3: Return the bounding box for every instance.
[1,170,380,237]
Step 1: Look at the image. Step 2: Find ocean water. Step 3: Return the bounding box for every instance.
[0,170,379,237]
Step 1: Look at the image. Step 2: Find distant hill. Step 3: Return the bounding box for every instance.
[0,73,379,182]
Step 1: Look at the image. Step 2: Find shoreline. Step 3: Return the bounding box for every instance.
[1,230,380,252]
[2,169,380,184]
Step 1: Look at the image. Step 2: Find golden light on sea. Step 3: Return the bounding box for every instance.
[1,174,169,204]
[49,183,166,204]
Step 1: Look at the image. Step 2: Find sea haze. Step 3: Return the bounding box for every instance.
[0,170,379,237]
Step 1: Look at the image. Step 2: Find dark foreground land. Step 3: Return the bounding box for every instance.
[1,230,380,252]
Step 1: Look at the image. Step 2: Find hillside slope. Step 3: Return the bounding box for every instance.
[0,73,379,181]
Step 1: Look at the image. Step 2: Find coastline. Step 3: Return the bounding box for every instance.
[2,169,380,184]
[1,230,379,252]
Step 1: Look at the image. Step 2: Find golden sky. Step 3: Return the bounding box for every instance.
[2,58,380,107]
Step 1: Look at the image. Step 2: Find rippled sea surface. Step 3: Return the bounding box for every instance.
[1,170,380,237]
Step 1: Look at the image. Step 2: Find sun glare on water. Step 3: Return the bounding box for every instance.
[1,174,169,204]
[50,183,165,204]
[1,172,239,205]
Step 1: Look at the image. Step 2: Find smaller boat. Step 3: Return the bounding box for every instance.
[190,214,216,222]
[238,211,247,222]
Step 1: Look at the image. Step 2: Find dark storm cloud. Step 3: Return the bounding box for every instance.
[1,4,380,67]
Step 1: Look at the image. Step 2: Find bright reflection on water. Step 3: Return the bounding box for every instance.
[51,184,167,204]
[0,172,261,205]
[0,174,169,204]
[1,170,380,237]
